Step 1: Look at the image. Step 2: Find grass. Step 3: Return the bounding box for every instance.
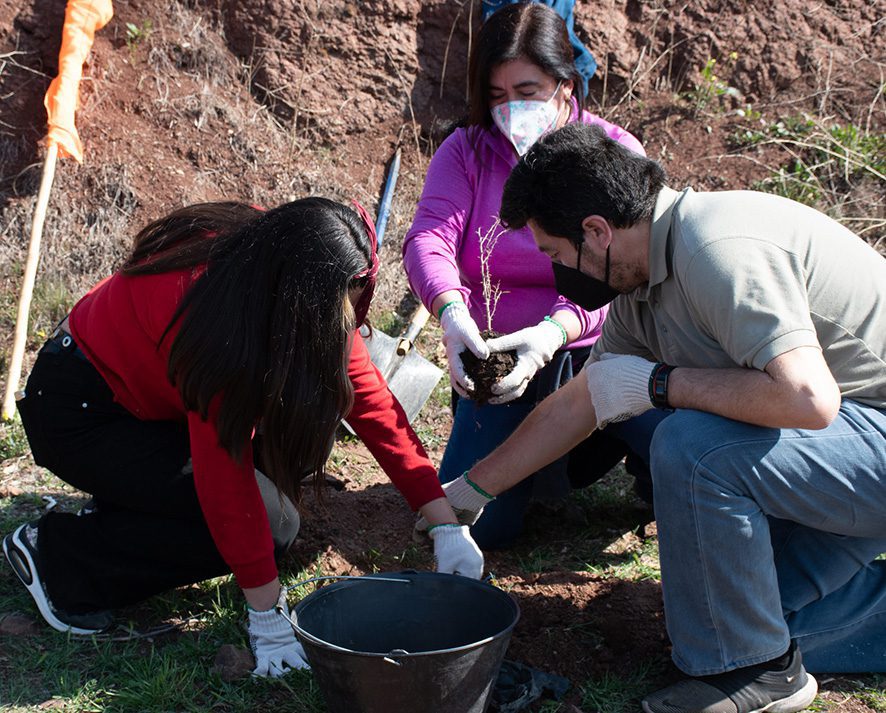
[0,497,329,712]
[0,630,322,712]
[583,538,661,583]
[512,469,661,581]
[0,457,663,713]
[367,309,404,337]
[579,659,668,713]
[809,676,886,713]
[729,113,886,247]
[0,456,426,712]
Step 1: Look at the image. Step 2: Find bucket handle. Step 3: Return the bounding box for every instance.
[383,648,410,666]
[276,575,413,642]
[280,574,412,597]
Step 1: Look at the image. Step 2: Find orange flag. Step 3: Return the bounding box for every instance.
[44,0,114,162]
[2,0,113,420]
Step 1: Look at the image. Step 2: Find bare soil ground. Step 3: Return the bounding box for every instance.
[1,0,884,710]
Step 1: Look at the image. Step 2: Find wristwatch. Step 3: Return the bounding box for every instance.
[648,362,676,409]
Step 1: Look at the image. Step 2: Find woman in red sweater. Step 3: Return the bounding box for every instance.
[3,198,481,676]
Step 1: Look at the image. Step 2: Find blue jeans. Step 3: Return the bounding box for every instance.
[650,400,886,675]
[438,395,662,549]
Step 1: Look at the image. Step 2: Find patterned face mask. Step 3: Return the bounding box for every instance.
[491,82,562,156]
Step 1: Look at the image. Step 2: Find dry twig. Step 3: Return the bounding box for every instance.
[477,219,505,330]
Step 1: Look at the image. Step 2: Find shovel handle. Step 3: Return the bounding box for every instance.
[375,147,401,248]
[396,304,432,356]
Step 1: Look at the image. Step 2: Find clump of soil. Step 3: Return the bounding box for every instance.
[460,330,517,405]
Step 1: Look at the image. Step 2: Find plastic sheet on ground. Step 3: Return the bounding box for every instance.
[491,659,571,712]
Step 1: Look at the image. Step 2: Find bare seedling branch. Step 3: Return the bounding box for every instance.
[477,219,505,330]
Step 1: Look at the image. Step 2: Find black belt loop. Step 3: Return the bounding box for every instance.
[49,314,70,340]
[43,314,88,361]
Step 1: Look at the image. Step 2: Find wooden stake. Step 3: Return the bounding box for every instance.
[3,142,59,420]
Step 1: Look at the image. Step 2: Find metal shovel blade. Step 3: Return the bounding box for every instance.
[362,325,443,423]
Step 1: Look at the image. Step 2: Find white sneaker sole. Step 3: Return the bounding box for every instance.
[641,673,818,713]
[760,675,818,713]
[3,524,102,635]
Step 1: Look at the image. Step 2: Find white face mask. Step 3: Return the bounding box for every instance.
[491,82,563,156]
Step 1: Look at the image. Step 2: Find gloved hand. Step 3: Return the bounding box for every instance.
[439,301,490,397]
[584,353,656,429]
[486,318,566,404]
[414,473,495,537]
[247,598,311,678]
[430,524,484,579]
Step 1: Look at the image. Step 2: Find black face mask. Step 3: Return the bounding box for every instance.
[552,242,620,312]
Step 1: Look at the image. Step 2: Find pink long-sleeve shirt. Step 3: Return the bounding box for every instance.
[403,103,645,346]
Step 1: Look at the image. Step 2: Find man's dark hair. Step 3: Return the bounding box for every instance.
[500,123,667,243]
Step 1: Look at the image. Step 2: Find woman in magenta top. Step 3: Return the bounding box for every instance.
[5,198,482,677]
[404,3,652,549]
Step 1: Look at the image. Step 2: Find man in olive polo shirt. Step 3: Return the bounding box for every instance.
[428,123,886,713]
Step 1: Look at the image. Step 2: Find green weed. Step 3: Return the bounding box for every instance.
[369,309,404,336]
[0,278,74,364]
[0,416,28,460]
[29,279,75,341]
[410,421,447,448]
[125,20,154,57]
[730,114,885,243]
[836,676,886,711]
[428,375,452,412]
[685,54,741,115]
[515,544,563,574]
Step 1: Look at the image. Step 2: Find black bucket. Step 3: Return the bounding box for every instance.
[288,571,520,713]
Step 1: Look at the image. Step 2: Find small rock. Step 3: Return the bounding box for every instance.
[0,612,41,636]
[210,644,254,681]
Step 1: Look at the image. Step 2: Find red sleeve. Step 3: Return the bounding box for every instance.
[188,399,278,589]
[346,332,445,510]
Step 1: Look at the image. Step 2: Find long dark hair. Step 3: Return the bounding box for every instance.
[122,198,373,502]
[467,2,585,129]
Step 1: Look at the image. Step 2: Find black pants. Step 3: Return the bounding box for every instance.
[17,334,231,614]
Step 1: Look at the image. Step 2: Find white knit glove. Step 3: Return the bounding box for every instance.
[486,318,566,404]
[248,600,311,678]
[440,301,490,397]
[414,473,495,537]
[429,524,484,579]
[584,353,656,429]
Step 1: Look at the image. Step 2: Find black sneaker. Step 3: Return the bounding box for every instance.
[3,522,113,635]
[642,642,817,713]
[76,498,98,516]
